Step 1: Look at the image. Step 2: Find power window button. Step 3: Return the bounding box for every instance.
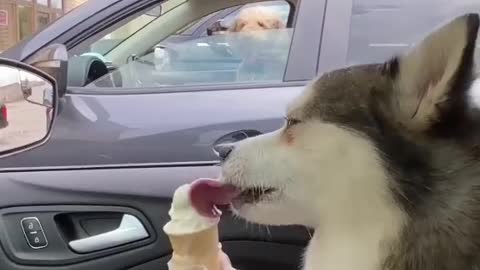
[21,217,48,249]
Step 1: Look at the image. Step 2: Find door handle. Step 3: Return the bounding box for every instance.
[213,129,262,155]
[68,214,149,253]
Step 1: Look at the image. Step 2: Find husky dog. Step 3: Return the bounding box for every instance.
[219,13,480,270]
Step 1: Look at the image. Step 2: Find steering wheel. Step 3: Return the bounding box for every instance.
[68,55,114,87]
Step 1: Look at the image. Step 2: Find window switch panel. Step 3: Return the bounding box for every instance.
[21,217,48,249]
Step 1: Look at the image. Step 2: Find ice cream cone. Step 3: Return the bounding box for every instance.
[167,225,221,270]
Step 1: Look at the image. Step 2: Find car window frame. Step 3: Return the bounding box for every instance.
[316,0,352,74]
[60,0,325,95]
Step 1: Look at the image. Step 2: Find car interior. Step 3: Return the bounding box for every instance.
[66,0,297,89]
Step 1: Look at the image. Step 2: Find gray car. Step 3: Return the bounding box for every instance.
[0,0,479,269]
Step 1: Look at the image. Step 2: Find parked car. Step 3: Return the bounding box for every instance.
[0,102,7,129]
[1,0,479,270]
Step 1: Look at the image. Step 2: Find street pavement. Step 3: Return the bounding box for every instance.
[0,85,51,152]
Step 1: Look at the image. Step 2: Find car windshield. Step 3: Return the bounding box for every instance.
[90,5,164,56]
[89,0,185,58]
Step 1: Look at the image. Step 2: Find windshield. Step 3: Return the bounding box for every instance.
[90,5,163,56]
[0,0,87,53]
[88,0,186,58]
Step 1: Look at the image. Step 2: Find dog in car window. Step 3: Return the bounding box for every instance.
[222,6,287,81]
[207,6,285,36]
[228,6,285,33]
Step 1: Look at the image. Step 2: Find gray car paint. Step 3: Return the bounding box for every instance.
[0,85,303,169]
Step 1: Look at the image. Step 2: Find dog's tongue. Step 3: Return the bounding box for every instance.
[190,179,240,218]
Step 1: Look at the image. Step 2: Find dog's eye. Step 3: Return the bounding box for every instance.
[285,117,301,128]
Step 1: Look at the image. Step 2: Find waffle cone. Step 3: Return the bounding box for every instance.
[167,226,221,270]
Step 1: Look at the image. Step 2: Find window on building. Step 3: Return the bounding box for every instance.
[37,12,50,30]
[51,0,63,9]
[37,0,48,6]
[18,5,33,41]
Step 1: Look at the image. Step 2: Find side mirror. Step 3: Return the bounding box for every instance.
[0,57,58,158]
[27,43,68,98]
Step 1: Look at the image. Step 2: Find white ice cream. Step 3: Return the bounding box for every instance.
[163,184,219,235]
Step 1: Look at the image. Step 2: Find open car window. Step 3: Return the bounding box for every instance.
[69,0,295,90]
[86,28,293,88]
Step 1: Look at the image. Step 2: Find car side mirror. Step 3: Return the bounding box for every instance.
[0,57,58,158]
[27,43,68,98]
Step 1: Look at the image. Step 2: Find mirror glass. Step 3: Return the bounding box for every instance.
[0,65,54,153]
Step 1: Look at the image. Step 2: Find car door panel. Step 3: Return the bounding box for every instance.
[0,167,310,270]
[0,86,304,169]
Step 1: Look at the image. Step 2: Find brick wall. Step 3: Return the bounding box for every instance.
[0,2,17,52]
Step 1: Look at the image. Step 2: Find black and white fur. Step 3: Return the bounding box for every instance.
[220,13,480,270]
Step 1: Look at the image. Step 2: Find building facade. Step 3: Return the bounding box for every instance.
[0,0,87,52]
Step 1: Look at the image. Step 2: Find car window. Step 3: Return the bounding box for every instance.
[70,0,294,90]
[90,29,292,88]
[347,0,480,65]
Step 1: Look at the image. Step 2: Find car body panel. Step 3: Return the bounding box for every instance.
[0,85,303,169]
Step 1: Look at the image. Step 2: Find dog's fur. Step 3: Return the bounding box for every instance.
[220,13,480,270]
[228,6,285,33]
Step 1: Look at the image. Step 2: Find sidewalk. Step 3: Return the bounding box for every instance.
[0,87,49,152]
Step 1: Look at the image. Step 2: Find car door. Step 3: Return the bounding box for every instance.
[0,0,325,269]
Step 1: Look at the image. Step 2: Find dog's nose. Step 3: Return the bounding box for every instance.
[216,143,235,161]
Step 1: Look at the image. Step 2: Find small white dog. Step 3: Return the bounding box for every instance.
[228,6,285,33]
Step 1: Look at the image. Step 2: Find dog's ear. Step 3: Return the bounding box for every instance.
[387,14,479,136]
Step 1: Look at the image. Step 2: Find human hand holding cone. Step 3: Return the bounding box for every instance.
[163,180,239,270]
